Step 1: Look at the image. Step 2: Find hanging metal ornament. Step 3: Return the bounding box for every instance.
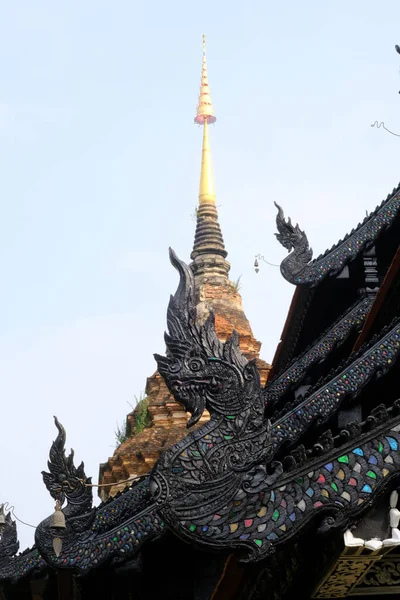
[51,499,66,529]
[51,499,65,558]
[52,537,63,558]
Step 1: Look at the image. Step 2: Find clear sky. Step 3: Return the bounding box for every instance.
[1,0,400,549]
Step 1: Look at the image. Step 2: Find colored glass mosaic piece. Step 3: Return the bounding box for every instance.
[296,500,306,512]
[386,437,398,451]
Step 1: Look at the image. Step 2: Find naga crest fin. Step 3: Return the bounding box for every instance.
[156,249,248,370]
[274,202,311,253]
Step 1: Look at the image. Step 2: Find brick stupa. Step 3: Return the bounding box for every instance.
[98,36,270,499]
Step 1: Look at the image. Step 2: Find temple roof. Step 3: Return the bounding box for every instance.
[272,182,400,376]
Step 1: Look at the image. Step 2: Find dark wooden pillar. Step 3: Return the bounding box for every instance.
[30,578,49,600]
[57,571,74,600]
[211,555,245,600]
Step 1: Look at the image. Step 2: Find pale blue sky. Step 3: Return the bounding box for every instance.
[1,1,400,548]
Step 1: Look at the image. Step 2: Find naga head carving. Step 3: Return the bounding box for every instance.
[41,417,92,512]
[275,202,313,258]
[35,419,94,564]
[154,249,261,428]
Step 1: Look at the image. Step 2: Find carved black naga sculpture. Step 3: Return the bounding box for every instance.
[274,185,400,285]
[274,202,313,284]
[9,249,400,578]
[150,250,400,559]
[34,418,164,572]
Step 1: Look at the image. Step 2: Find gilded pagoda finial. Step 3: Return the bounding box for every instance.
[190,36,228,276]
[195,34,216,207]
[194,34,216,127]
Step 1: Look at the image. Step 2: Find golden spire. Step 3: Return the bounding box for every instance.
[191,36,229,278]
[195,34,216,206]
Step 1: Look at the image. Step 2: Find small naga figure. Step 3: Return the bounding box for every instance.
[28,249,400,574]
[274,190,400,285]
[274,202,313,285]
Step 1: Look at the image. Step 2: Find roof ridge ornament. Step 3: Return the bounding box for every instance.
[32,418,164,574]
[274,186,400,286]
[274,202,313,284]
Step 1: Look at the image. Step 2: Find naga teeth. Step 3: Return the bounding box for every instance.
[174,381,207,394]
